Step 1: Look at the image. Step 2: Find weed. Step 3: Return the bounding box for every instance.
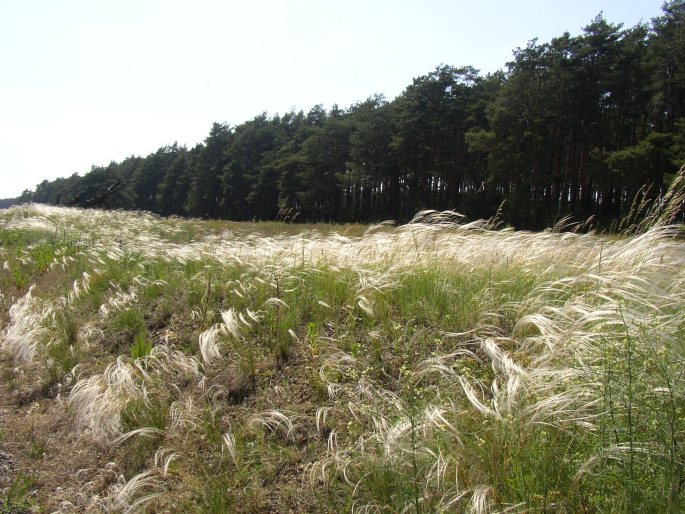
[2,204,685,512]
[130,331,153,360]
[44,307,80,386]
[113,308,145,333]
[306,321,319,358]
[121,397,168,433]
[11,268,28,290]
[0,472,35,513]
[28,435,46,460]
[31,244,55,275]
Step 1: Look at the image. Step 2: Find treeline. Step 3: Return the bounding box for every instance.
[19,3,685,229]
[0,198,18,209]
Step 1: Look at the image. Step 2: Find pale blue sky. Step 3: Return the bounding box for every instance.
[0,0,666,198]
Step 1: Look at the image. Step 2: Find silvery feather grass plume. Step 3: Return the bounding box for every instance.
[168,397,200,433]
[68,357,141,442]
[69,340,205,443]
[0,203,640,274]
[248,410,297,441]
[99,290,139,318]
[468,485,494,514]
[76,322,105,351]
[1,286,50,363]
[154,446,182,477]
[145,344,203,380]
[86,469,163,514]
[198,307,251,364]
[198,324,223,365]
[110,427,167,447]
[222,430,238,467]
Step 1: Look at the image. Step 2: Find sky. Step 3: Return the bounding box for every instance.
[0,0,667,198]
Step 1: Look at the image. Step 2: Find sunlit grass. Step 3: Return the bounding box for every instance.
[0,203,684,512]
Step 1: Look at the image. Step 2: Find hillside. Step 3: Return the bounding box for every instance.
[0,203,684,512]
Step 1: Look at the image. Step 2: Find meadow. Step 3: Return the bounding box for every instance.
[0,201,684,513]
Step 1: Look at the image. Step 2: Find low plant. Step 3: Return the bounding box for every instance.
[11,268,28,290]
[0,472,35,513]
[130,331,153,360]
[31,244,55,275]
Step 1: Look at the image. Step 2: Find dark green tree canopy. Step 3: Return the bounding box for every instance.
[21,3,685,229]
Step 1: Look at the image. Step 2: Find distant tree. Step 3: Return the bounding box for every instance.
[346,95,397,219]
[157,150,192,216]
[649,0,685,132]
[296,105,352,221]
[0,197,19,209]
[222,114,280,220]
[186,123,232,218]
[391,65,481,218]
[130,143,182,212]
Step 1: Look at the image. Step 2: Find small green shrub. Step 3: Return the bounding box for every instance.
[121,397,168,432]
[45,308,80,385]
[32,244,55,275]
[130,331,153,360]
[113,308,145,333]
[0,472,35,513]
[12,268,28,289]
